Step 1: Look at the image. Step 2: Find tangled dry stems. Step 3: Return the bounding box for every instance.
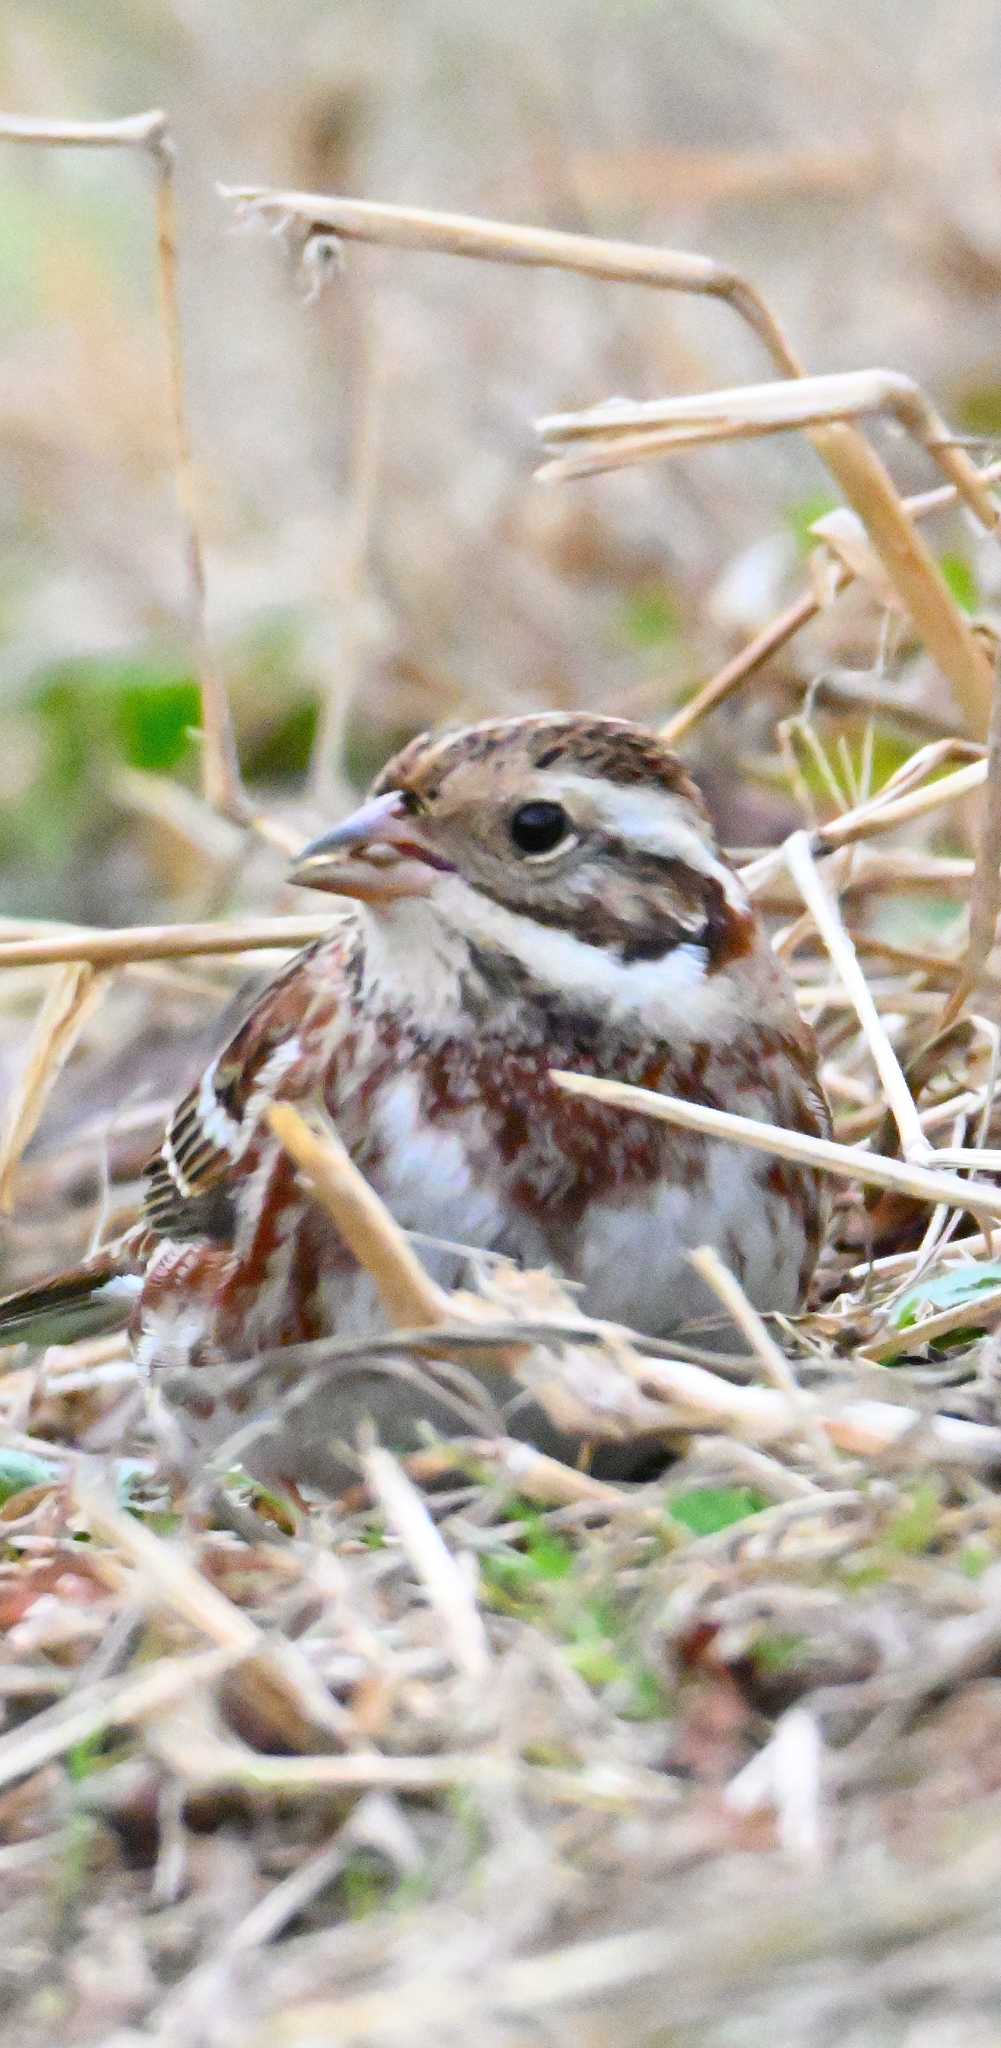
[4,125,1001,2048]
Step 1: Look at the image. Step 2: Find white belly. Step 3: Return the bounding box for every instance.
[556,1142,804,1336]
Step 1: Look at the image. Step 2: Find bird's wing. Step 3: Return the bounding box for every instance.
[143,923,360,1240]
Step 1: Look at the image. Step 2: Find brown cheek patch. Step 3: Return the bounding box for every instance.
[702,877,757,973]
[516,892,703,963]
[472,838,757,972]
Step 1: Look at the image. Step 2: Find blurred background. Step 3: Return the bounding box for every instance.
[2,0,1000,928]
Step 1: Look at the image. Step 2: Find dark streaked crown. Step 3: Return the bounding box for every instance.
[373,713,708,815]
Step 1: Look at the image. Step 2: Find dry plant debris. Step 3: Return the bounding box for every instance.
[4,110,1001,2048]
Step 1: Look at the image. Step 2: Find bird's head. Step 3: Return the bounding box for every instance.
[290,713,756,977]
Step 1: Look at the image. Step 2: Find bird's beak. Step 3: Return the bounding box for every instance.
[288,790,449,900]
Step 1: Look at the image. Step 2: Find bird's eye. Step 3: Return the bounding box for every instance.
[509,800,570,857]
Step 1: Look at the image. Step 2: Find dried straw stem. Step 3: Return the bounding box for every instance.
[76,1476,262,1653]
[740,755,989,899]
[0,916,335,971]
[0,965,107,1211]
[0,110,168,147]
[552,1072,1001,1220]
[938,642,1001,1029]
[222,185,805,372]
[688,1244,836,1469]
[0,1646,235,1797]
[784,831,928,1163]
[361,1443,491,1681]
[539,370,998,532]
[661,588,826,747]
[224,184,996,726]
[267,1102,450,1329]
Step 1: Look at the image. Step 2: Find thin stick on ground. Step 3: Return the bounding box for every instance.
[75,1476,264,1654]
[0,1647,236,1797]
[629,1350,1001,1463]
[75,1476,345,1750]
[384,1438,642,1512]
[863,1283,1001,1364]
[688,1244,837,1471]
[362,1442,491,1682]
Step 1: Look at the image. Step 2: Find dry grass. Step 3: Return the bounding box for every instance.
[6,39,1001,2048]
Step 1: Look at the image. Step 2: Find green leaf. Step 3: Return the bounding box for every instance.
[960,1542,992,1580]
[669,1485,766,1536]
[113,677,201,772]
[563,1595,626,1688]
[507,1504,575,1581]
[783,729,915,807]
[0,1448,57,1505]
[786,492,840,556]
[66,1731,108,1785]
[886,1480,943,1555]
[243,697,317,781]
[622,1663,668,1720]
[565,1638,625,1687]
[342,1851,391,1920]
[894,1263,1001,1329]
[753,1631,808,1674]
[938,551,979,614]
[956,380,1001,439]
[619,586,682,650]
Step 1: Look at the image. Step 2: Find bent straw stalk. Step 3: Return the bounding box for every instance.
[222,185,805,371]
[225,184,994,732]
